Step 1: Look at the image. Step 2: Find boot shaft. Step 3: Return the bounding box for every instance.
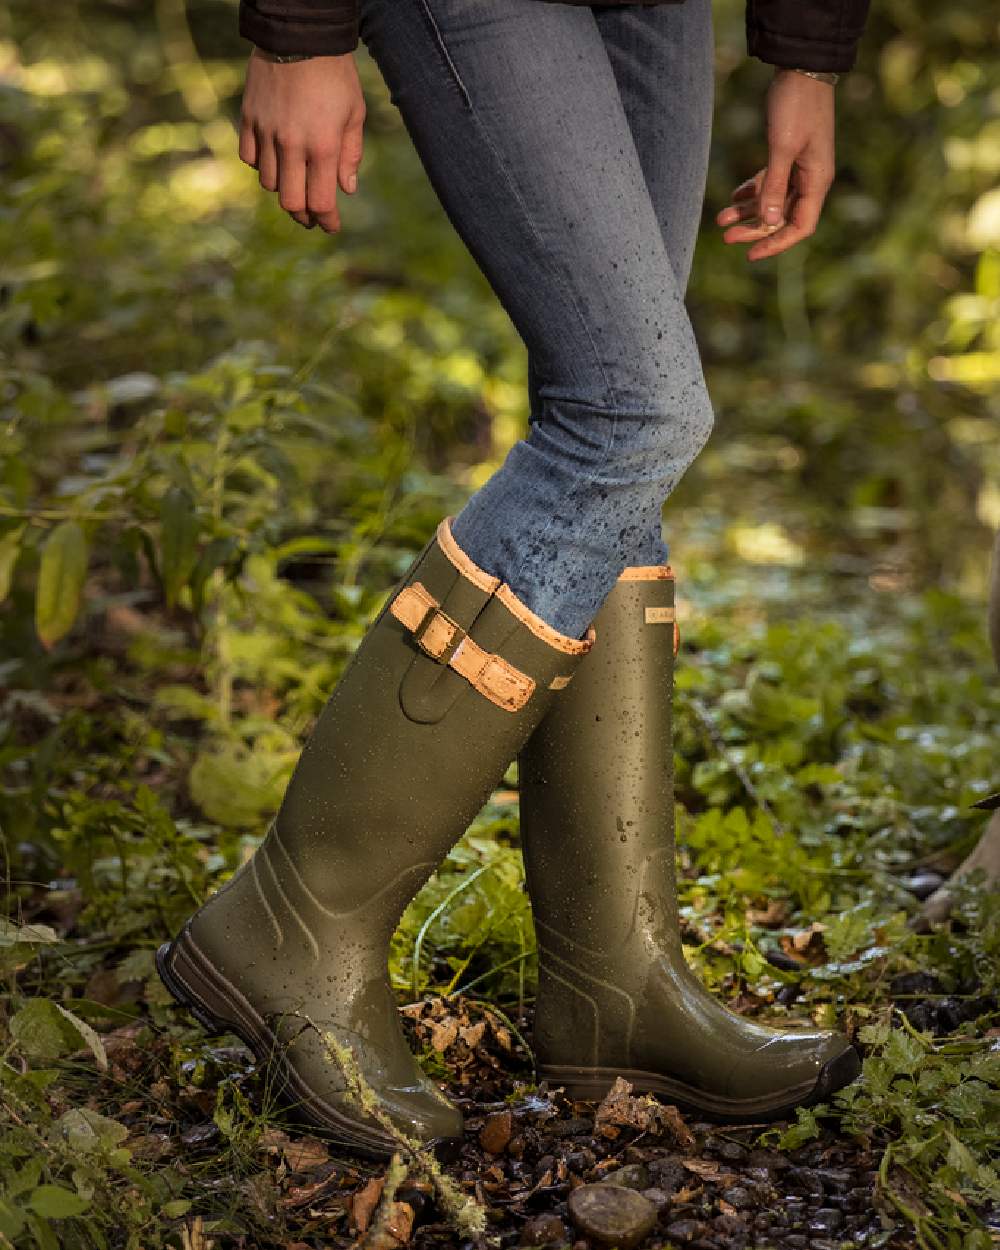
[519,566,679,956]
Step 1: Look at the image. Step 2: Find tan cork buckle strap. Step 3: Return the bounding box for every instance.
[390,582,537,713]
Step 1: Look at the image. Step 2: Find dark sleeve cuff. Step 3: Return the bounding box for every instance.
[745,0,872,73]
[238,0,359,56]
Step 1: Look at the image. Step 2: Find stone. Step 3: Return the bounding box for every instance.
[541,1117,591,1136]
[746,1148,790,1171]
[479,1109,513,1154]
[663,1218,704,1243]
[647,1155,687,1194]
[567,1183,658,1250]
[717,1141,747,1162]
[816,1168,852,1193]
[807,1208,845,1235]
[520,1214,569,1246]
[601,1164,651,1191]
[641,1187,673,1212]
[720,1185,753,1210]
[786,1167,824,1195]
[535,1155,556,1179]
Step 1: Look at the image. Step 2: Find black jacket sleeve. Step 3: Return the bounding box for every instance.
[238,0,360,57]
[746,0,872,72]
[238,0,870,72]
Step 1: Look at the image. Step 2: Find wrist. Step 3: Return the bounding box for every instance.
[774,66,840,86]
[252,46,320,63]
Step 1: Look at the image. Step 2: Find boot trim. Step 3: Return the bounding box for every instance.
[391,581,537,712]
[439,515,596,656]
[495,584,596,655]
[437,516,502,593]
[618,565,675,581]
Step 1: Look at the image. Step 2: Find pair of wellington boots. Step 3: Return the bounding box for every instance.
[157,517,860,1158]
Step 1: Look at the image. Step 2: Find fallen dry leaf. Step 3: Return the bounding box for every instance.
[593,1076,694,1147]
[350,1176,385,1234]
[283,1135,330,1172]
[430,1018,459,1052]
[681,1158,739,1186]
[459,1021,487,1048]
[359,1200,416,1250]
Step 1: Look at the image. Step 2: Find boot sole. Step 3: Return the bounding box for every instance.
[539,1045,862,1123]
[156,925,462,1162]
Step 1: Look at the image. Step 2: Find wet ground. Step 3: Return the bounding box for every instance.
[102,987,997,1250]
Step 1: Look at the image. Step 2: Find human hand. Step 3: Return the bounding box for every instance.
[715,68,836,262]
[239,49,366,232]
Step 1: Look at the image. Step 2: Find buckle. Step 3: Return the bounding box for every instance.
[412,602,465,664]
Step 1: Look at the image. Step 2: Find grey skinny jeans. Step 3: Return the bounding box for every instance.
[359,0,716,638]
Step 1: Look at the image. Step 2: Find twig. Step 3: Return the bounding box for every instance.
[313,1023,490,1241]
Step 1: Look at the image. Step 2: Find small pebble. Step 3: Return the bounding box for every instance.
[519,1214,568,1246]
[567,1184,658,1250]
[541,1117,591,1136]
[807,1208,845,1235]
[479,1110,512,1155]
[664,1218,704,1243]
[601,1164,651,1191]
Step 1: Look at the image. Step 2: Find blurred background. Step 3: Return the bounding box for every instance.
[2,2,1000,1243]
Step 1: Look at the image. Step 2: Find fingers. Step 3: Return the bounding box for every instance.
[715,169,765,227]
[758,152,794,228]
[238,117,258,169]
[239,126,355,233]
[745,166,832,261]
[306,149,342,233]
[258,133,279,194]
[276,135,309,222]
[338,109,365,197]
[717,186,795,240]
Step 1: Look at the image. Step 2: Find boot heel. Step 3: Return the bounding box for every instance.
[156,931,256,1049]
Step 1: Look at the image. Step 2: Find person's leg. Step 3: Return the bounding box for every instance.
[359,0,715,640]
[527,0,716,568]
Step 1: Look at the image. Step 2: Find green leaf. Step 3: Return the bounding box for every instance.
[188,740,294,828]
[0,918,59,948]
[27,1185,90,1219]
[55,1107,128,1154]
[0,1199,27,1241]
[162,1199,192,1218]
[10,999,88,1061]
[53,1004,108,1072]
[159,486,200,608]
[882,1027,926,1078]
[0,917,59,975]
[0,523,26,603]
[35,519,88,647]
[775,1104,823,1149]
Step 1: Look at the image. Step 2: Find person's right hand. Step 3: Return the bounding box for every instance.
[239,49,366,232]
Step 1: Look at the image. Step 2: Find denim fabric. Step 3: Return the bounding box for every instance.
[359,0,716,638]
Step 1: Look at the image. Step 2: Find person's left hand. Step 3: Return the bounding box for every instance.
[715,67,836,262]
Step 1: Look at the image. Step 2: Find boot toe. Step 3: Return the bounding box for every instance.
[275,1017,464,1152]
[728,1029,860,1104]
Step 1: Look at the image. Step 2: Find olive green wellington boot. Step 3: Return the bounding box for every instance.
[157,518,595,1157]
[518,564,861,1121]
